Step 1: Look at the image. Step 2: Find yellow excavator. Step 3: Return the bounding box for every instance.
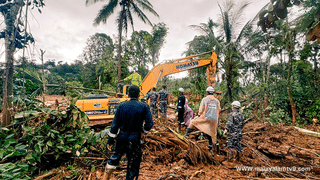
[75,51,219,126]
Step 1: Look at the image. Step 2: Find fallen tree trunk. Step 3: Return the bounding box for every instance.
[34,170,57,180]
[294,127,320,137]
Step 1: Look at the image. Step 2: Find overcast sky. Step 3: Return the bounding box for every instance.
[1,0,270,64]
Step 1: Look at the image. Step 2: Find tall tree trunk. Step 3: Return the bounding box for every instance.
[117,26,123,84]
[117,7,125,84]
[313,47,319,93]
[40,49,46,103]
[263,54,271,119]
[1,0,24,127]
[260,54,265,121]
[287,44,297,126]
[314,47,318,76]
[226,58,232,102]
[152,54,156,67]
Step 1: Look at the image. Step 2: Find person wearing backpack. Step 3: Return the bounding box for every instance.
[185,86,221,153]
[146,87,159,118]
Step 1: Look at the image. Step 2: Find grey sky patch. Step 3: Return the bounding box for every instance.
[0,0,270,65]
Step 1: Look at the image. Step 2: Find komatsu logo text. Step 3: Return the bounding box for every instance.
[176,61,199,70]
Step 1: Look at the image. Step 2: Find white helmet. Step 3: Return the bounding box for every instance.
[178,88,184,93]
[232,101,241,108]
[206,86,215,93]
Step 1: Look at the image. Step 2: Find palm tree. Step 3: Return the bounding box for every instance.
[149,22,168,66]
[216,0,251,102]
[189,18,222,56]
[186,1,252,102]
[85,0,159,83]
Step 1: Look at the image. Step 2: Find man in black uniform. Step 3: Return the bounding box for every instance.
[177,88,186,126]
[103,85,153,180]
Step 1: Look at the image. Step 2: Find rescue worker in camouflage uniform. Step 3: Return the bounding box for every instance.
[226,101,245,161]
[103,85,153,180]
[157,85,169,122]
[146,87,159,118]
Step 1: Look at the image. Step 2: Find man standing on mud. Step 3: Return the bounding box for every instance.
[157,85,169,122]
[103,85,153,180]
[177,88,186,126]
[146,87,159,118]
[226,101,245,161]
[186,86,221,153]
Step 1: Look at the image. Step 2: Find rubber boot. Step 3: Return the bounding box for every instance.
[207,142,212,151]
[102,169,114,180]
[215,142,220,154]
[185,128,192,136]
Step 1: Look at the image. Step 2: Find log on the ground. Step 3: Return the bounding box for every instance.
[294,127,320,137]
[33,170,57,180]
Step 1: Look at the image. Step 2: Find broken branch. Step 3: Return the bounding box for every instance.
[290,144,320,157]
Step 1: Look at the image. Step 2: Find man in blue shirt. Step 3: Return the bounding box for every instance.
[103,85,153,180]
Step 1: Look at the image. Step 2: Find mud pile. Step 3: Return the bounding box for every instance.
[136,118,320,179]
[33,96,320,179]
[45,114,320,179]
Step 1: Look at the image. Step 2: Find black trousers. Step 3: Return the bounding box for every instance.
[108,139,142,180]
[205,134,213,145]
[177,108,185,123]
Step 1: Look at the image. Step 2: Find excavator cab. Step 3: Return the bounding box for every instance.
[116,84,130,98]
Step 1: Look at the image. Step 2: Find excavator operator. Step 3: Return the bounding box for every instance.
[121,71,142,87]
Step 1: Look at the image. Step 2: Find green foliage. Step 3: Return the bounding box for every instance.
[189,67,207,98]
[266,60,320,125]
[14,67,43,96]
[264,108,291,125]
[149,22,168,66]
[65,81,83,99]
[0,99,101,179]
[188,103,200,115]
[50,62,82,83]
[126,30,152,77]
[305,99,320,121]
[46,73,66,95]
[172,89,179,98]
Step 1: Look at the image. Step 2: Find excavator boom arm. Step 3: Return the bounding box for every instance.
[140,51,218,95]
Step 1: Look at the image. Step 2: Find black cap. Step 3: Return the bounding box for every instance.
[129,85,140,98]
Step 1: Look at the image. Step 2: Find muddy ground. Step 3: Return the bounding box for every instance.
[29,95,320,179]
